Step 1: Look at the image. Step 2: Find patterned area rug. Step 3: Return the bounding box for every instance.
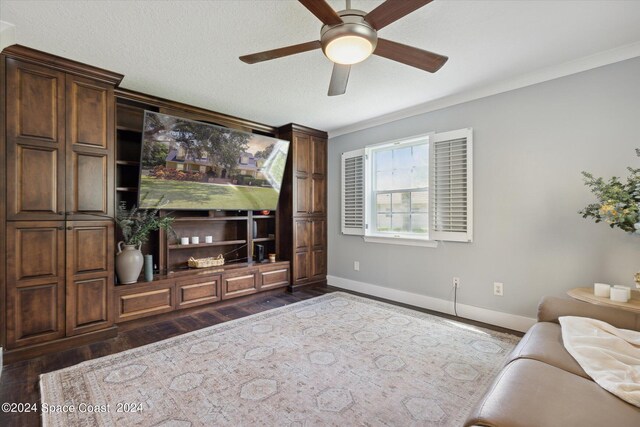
[40,292,519,426]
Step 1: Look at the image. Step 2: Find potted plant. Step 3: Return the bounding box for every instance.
[115,196,174,284]
[579,149,640,287]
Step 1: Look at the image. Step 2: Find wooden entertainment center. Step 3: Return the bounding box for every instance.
[0,45,328,363]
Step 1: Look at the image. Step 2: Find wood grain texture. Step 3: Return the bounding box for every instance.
[298,0,342,25]
[65,221,114,336]
[374,38,448,73]
[365,0,433,30]
[567,287,640,314]
[276,125,328,289]
[2,44,123,85]
[66,74,115,219]
[5,58,66,221]
[6,222,66,349]
[239,40,321,64]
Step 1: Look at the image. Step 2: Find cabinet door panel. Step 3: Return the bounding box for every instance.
[6,222,65,348]
[12,224,61,281]
[295,176,311,215]
[14,284,62,340]
[177,275,221,308]
[310,219,326,250]
[294,219,311,251]
[66,75,114,219]
[310,136,327,215]
[6,59,65,143]
[66,221,114,336]
[71,278,109,327]
[116,286,174,322]
[311,248,327,280]
[311,136,326,176]
[293,134,311,215]
[67,76,111,149]
[221,270,258,299]
[293,252,310,283]
[311,176,326,215]
[6,59,65,220]
[259,265,289,290]
[70,151,109,215]
[294,134,311,175]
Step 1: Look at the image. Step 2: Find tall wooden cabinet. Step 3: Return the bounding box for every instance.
[1,45,122,356]
[277,124,328,289]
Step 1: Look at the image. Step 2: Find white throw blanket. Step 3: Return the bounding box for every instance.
[559,316,640,407]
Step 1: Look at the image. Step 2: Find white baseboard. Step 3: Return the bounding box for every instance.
[327,275,536,333]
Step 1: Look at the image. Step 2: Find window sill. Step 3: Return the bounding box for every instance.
[363,235,438,248]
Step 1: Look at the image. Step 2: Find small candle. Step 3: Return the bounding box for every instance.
[268,253,276,263]
[191,236,200,244]
[180,237,189,245]
[594,283,610,298]
[610,287,630,302]
[613,285,631,300]
[205,236,213,244]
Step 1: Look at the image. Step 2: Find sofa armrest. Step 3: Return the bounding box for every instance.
[537,296,640,331]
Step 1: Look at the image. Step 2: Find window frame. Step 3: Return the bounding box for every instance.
[364,133,434,245]
[341,128,472,247]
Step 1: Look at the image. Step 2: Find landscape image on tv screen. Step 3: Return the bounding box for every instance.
[138,111,290,211]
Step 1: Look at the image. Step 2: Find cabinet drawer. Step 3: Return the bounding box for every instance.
[222,270,258,299]
[115,283,174,322]
[259,266,289,290]
[177,275,220,308]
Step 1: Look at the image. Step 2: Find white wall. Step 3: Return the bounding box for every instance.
[328,57,640,320]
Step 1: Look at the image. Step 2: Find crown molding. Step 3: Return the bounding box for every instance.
[328,41,640,138]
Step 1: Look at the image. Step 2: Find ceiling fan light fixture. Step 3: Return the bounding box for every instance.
[324,35,373,65]
[320,9,377,66]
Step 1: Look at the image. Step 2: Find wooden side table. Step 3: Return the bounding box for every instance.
[567,287,640,314]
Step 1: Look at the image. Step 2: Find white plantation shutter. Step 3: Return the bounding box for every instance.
[341,149,365,235]
[429,128,473,242]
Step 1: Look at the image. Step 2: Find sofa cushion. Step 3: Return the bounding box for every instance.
[507,321,590,379]
[464,359,640,427]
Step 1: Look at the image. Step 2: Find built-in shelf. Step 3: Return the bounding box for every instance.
[116,187,138,192]
[116,160,140,167]
[168,239,247,250]
[253,215,275,219]
[253,237,275,242]
[173,216,249,222]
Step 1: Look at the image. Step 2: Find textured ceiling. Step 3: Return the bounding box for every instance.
[2,0,640,134]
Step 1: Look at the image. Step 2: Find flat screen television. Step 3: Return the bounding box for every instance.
[138,111,290,211]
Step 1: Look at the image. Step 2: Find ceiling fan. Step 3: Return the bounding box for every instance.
[239,0,448,96]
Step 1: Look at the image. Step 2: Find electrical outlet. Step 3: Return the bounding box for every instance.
[494,282,504,296]
[354,261,360,271]
[452,277,460,288]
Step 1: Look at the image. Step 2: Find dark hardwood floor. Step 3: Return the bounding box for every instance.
[0,285,521,427]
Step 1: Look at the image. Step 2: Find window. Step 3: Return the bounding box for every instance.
[341,128,473,246]
[369,136,429,238]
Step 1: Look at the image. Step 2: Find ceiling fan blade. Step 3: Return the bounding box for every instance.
[239,41,322,64]
[365,0,433,30]
[374,38,448,73]
[298,0,343,26]
[328,63,350,96]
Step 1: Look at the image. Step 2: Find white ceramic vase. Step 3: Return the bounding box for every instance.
[116,242,143,284]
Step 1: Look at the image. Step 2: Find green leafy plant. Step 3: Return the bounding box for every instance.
[579,149,640,234]
[115,195,175,246]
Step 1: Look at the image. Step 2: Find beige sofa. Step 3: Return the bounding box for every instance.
[464,296,640,427]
